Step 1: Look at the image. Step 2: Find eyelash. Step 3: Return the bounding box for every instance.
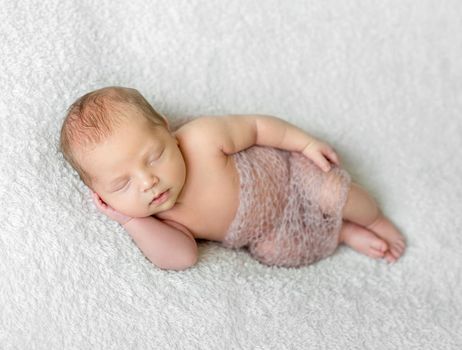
[151,149,164,164]
[116,181,130,192]
[114,150,164,192]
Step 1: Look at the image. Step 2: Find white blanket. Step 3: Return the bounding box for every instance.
[1,0,461,348]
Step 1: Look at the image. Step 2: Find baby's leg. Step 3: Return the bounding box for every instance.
[340,183,406,263]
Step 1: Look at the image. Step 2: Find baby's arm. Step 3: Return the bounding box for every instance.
[123,217,198,271]
[188,115,339,172]
[92,191,197,271]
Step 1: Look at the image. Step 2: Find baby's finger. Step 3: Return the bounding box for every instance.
[327,149,340,166]
[91,191,107,210]
[91,191,100,204]
[311,152,332,172]
[319,144,338,165]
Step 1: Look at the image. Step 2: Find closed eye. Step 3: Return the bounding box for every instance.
[114,181,130,192]
[149,149,164,165]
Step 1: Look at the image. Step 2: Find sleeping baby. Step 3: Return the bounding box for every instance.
[59,86,406,270]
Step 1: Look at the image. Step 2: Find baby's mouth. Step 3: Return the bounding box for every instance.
[149,189,170,205]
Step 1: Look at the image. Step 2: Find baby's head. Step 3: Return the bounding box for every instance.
[59,86,187,217]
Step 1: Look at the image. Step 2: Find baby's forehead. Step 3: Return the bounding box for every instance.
[74,142,115,184]
[73,141,104,169]
[75,122,165,165]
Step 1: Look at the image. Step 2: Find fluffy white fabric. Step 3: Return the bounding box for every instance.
[1,0,461,348]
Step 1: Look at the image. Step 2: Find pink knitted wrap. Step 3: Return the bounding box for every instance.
[222,146,351,268]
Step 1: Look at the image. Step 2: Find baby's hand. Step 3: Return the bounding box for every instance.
[302,139,340,172]
[91,191,133,226]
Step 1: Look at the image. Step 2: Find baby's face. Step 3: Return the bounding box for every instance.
[78,115,186,217]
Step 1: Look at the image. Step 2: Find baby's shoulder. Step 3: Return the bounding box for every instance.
[174,115,230,154]
[175,115,223,133]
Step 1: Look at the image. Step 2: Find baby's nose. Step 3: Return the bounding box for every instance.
[141,174,159,191]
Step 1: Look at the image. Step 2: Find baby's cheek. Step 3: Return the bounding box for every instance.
[123,201,150,218]
[109,197,130,212]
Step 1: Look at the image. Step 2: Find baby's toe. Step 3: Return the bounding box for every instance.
[390,243,405,258]
[384,251,397,263]
[397,242,406,253]
[396,239,406,251]
[368,248,385,259]
[371,239,388,252]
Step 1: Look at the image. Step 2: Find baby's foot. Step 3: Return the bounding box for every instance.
[339,221,389,260]
[367,214,406,263]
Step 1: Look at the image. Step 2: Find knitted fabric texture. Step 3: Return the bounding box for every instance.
[222,146,352,268]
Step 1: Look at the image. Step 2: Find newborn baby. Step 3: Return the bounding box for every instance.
[59,86,406,270]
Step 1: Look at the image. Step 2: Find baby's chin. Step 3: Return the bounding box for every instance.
[123,205,173,219]
[148,199,177,216]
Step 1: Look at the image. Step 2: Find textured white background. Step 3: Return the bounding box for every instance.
[1,0,461,349]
